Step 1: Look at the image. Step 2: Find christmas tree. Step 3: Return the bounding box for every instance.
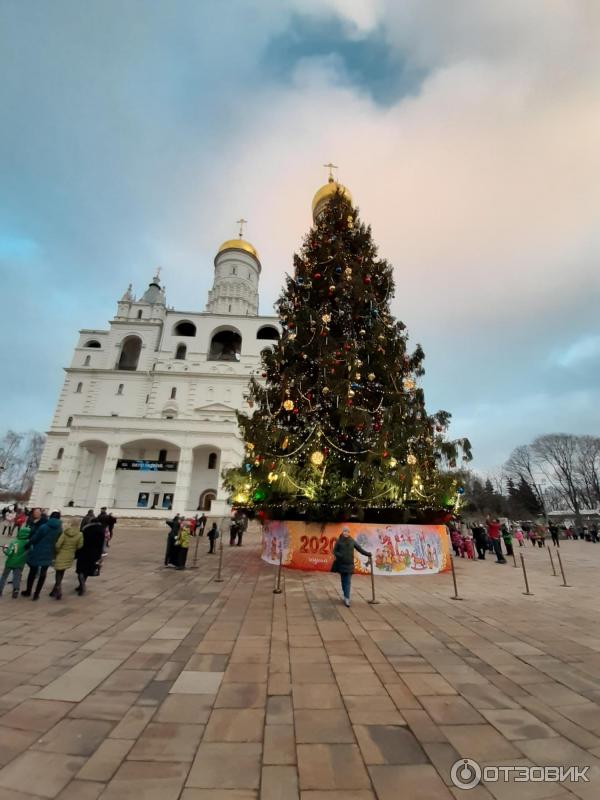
[224,173,471,522]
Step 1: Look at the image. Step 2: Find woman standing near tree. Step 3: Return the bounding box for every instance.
[331,528,371,607]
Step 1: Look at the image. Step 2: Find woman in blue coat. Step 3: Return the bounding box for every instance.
[21,511,63,600]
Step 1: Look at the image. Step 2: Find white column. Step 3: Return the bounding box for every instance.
[210,447,239,516]
[174,446,193,514]
[53,440,81,508]
[96,444,121,509]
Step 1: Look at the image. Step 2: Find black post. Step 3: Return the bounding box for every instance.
[548,547,557,576]
[367,555,379,605]
[450,554,463,600]
[520,553,533,595]
[191,522,202,568]
[273,547,283,594]
[214,519,225,583]
[556,549,570,587]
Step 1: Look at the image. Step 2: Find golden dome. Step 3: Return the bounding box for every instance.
[311,177,353,218]
[217,238,259,261]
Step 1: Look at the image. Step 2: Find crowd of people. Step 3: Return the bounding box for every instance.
[0,504,116,600]
[163,508,249,569]
[449,517,598,565]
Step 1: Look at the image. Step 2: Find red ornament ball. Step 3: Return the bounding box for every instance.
[313,273,322,280]
[363,276,371,284]
[293,408,299,415]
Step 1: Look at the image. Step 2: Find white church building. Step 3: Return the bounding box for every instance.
[30,230,280,518]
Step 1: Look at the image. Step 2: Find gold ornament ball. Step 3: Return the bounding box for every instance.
[348,389,355,398]
[368,372,376,381]
[407,454,417,465]
[355,372,361,380]
[359,329,366,336]
[389,457,398,468]
[403,377,416,391]
[322,386,330,394]
[283,399,294,411]
[310,450,325,466]
[322,313,331,323]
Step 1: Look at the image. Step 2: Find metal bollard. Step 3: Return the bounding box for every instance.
[548,547,557,576]
[520,553,533,595]
[556,549,570,587]
[214,528,224,583]
[273,548,283,594]
[512,549,518,568]
[449,554,463,600]
[367,556,379,605]
[191,527,202,569]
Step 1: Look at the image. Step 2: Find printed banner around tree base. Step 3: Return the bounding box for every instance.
[262,521,450,575]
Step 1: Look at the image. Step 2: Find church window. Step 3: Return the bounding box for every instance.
[117,383,124,395]
[75,382,82,393]
[117,335,142,370]
[173,321,196,336]
[208,452,217,469]
[170,387,177,399]
[66,416,73,427]
[84,340,101,348]
[232,266,237,275]
[228,304,232,312]
[175,344,187,360]
[208,328,242,361]
[84,355,91,366]
[137,310,143,319]
[145,394,149,404]
[257,325,280,340]
[158,449,167,462]
[57,447,64,460]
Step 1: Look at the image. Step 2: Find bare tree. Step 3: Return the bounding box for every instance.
[19,432,46,497]
[0,431,24,490]
[0,430,46,498]
[504,444,546,512]
[575,436,600,509]
[532,434,583,527]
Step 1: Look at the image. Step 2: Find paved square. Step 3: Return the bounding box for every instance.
[1,525,600,798]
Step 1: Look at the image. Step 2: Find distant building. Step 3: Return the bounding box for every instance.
[31,233,279,517]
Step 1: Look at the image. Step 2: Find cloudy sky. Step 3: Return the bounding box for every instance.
[1,0,599,472]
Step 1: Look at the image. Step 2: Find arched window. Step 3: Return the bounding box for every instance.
[84,340,101,348]
[75,382,83,393]
[173,321,197,337]
[117,335,142,370]
[257,325,280,340]
[208,329,242,361]
[232,266,237,275]
[84,355,91,366]
[57,447,64,460]
[66,416,73,428]
[117,383,124,395]
[175,344,187,360]
[170,387,177,400]
[208,452,217,469]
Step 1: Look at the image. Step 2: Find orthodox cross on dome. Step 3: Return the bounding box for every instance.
[236,218,248,238]
[323,162,338,182]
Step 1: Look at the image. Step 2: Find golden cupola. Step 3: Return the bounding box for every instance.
[312,164,353,220]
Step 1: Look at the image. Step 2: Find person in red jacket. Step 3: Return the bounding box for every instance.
[486,518,507,564]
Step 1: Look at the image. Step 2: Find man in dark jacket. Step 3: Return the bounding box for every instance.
[76,517,105,595]
[165,515,181,566]
[21,511,62,600]
[471,523,487,559]
[331,528,371,607]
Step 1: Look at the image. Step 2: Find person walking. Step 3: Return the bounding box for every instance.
[501,524,514,557]
[76,516,105,595]
[0,524,30,597]
[486,518,506,564]
[514,526,525,547]
[21,511,63,600]
[591,524,598,544]
[331,528,372,607]
[165,514,181,567]
[549,523,560,547]
[535,524,546,547]
[197,513,207,536]
[472,523,487,560]
[175,522,190,569]
[2,509,15,537]
[50,523,83,599]
[229,518,239,547]
[80,509,94,531]
[207,522,219,554]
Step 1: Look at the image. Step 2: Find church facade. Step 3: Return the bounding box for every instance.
[30,233,279,518]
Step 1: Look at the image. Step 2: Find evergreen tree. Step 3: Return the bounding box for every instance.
[225,183,471,521]
[515,477,543,517]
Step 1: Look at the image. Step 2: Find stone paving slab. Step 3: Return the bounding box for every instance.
[0,526,600,798]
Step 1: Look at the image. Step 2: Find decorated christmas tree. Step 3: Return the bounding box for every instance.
[225,171,471,522]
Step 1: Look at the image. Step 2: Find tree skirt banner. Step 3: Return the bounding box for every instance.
[261,521,450,575]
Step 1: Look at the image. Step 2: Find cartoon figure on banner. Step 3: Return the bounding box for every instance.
[262,520,290,565]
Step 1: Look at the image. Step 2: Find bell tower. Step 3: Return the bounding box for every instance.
[206,219,260,316]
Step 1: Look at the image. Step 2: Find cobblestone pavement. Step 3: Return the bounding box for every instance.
[0,526,599,799]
